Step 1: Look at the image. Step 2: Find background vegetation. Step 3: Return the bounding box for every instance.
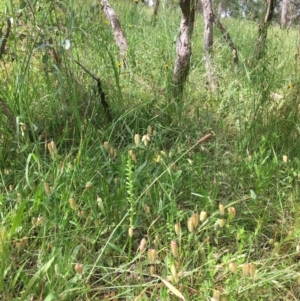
[0,0,300,300]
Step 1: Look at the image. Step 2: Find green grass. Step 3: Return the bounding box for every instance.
[0,0,300,300]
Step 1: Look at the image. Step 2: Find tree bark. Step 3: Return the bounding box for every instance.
[217,2,222,17]
[172,0,195,98]
[152,0,160,18]
[201,0,218,92]
[254,0,275,61]
[281,0,289,28]
[100,0,128,67]
[296,21,300,69]
[0,18,12,60]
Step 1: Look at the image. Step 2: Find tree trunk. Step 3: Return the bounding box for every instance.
[281,0,289,28]
[213,13,238,73]
[296,21,300,69]
[217,2,222,17]
[152,0,160,18]
[0,18,12,60]
[172,0,195,98]
[100,0,128,67]
[254,0,275,61]
[201,0,217,92]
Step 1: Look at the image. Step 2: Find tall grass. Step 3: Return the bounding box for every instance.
[0,0,300,300]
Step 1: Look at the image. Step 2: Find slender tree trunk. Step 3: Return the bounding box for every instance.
[152,0,160,18]
[100,0,128,67]
[172,0,195,98]
[201,0,217,92]
[296,21,300,69]
[254,0,275,61]
[213,13,238,73]
[0,18,12,60]
[281,0,289,28]
[217,2,222,17]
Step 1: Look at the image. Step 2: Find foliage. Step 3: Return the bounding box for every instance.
[0,0,300,300]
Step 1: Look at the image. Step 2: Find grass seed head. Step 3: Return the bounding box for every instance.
[191,213,199,229]
[109,147,117,158]
[128,227,134,237]
[44,182,51,196]
[69,198,79,210]
[31,216,44,226]
[218,219,225,228]
[149,265,155,275]
[174,222,181,236]
[199,210,207,222]
[129,150,137,163]
[170,263,178,282]
[85,181,93,190]
[47,140,57,159]
[148,248,157,264]
[229,261,237,273]
[134,134,140,145]
[187,217,195,232]
[14,237,28,250]
[212,289,220,301]
[242,263,249,276]
[77,210,85,218]
[228,207,236,219]
[219,204,225,215]
[170,240,179,258]
[249,263,256,277]
[47,243,52,251]
[154,235,160,246]
[103,141,109,150]
[142,134,150,146]
[143,204,151,214]
[139,238,147,252]
[75,263,83,274]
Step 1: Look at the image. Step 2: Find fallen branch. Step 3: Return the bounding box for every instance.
[75,60,112,121]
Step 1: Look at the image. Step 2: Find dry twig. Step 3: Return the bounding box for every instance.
[75,60,112,121]
[0,18,12,59]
